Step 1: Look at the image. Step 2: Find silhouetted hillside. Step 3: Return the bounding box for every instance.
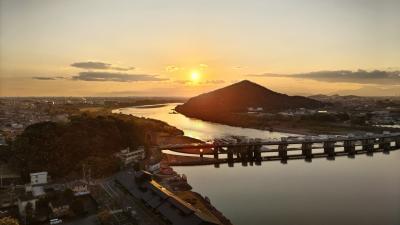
[176,80,324,118]
[11,113,182,180]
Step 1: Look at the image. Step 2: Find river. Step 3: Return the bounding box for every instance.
[114,103,400,225]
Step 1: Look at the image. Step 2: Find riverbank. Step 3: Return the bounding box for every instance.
[175,107,400,135]
[176,191,233,225]
[79,98,186,114]
[157,154,231,225]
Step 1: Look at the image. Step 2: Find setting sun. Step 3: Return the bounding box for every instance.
[191,72,200,82]
[1,1,400,225]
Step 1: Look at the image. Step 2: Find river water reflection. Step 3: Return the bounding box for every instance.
[115,104,400,225]
[114,103,294,141]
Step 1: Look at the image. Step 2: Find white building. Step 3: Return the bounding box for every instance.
[30,172,48,185]
[116,147,145,166]
[146,161,161,174]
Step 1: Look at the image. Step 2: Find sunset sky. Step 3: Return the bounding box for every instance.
[1,0,399,97]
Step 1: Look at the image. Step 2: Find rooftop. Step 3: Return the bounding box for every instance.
[115,169,220,225]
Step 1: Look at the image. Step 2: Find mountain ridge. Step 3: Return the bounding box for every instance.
[176,80,324,117]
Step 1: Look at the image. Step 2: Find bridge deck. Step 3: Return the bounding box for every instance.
[159,133,400,151]
[166,147,398,167]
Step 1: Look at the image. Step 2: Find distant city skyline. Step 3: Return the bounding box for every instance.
[1,0,399,96]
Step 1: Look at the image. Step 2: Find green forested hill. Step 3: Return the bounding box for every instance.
[11,113,182,180]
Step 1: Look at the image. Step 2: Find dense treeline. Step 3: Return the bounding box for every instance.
[11,113,182,180]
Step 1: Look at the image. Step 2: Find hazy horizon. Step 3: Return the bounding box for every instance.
[1,0,399,97]
[0,79,399,98]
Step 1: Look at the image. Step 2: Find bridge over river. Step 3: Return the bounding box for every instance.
[159,133,400,165]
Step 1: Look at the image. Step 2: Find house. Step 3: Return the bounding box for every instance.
[66,180,90,196]
[30,172,48,185]
[115,146,146,166]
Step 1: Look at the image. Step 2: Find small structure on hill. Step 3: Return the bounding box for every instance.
[30,172,48,185]
[66,180,90,196]
[115,146,145,166]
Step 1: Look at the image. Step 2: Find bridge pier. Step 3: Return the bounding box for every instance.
[235,148,241,159]
[362,138,375,154]
[247,145,254,161]
[160,133,400,166]
[227,147,234,167]
[254,148,262,163]
[238,146,247,162]
[379,137,391,152]
[255,155,262,166]
[344,140,356,155]
[301,142,313,161]
[395,137,400,149]
[278,143,288,163]
[213,147,219,160]
[239,145,248,166]
[252,146,257,160]
[323,140,336,159]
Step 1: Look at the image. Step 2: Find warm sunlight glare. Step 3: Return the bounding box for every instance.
[191,72,200,82]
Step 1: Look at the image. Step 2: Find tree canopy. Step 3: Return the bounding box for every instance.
[11,113,182,180]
